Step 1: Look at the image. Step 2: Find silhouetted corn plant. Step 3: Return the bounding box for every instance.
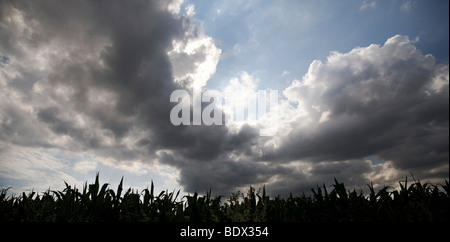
[0,174,448,222]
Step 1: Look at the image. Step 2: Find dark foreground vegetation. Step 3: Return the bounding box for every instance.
[1,174,448,222]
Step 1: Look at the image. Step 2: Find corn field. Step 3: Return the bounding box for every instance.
[0,174,448,222]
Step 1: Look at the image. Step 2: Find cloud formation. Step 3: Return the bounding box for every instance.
[1,0,223,158]
[0,0,259,194]
[274,35,449,187]
[0,0,216,187]
[160,33,449,194]
[0,1,448,196]
[360,1,376,11]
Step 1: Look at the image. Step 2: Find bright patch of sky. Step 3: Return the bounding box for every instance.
[185,0,449,91]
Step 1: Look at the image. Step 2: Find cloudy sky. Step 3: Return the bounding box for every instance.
[0,0,448,196]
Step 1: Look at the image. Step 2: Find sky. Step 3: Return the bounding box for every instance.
[0,0,448,197]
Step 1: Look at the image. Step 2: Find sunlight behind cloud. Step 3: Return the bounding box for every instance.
[168,27,221,89]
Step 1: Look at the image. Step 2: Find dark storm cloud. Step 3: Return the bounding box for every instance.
[266,159,385,197]
[0,0,265,193]
[0,0,161,144]
[36,107,103,149]
[0,0,188,160]
[155,124,264,194]
[0,101,51,148]
[159,148,288,195]
[175,124,259,161]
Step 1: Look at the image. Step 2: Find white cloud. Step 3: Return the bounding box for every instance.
[400,0,414,12]
[220,72,259,128]
[73,160,98,173]
[362,160,401,189]
[430,65,449,93]
[284,35,443,120]
[168,24,221,89]
[318,110,331,124]
[185,4,196,17]
[360,0,376,11]
[0,146,82,193]
[166,0,184,15]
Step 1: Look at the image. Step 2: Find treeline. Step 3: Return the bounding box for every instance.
[0,174,448,222]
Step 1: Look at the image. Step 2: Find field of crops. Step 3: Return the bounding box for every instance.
[1,174,448,222]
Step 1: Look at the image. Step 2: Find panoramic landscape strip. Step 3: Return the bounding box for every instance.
[1,174,448,222]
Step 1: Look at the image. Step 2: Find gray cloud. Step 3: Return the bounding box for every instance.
[0,0,265,193]
[276,35,449,183]
[159,148,287,195]
[1,0,179,155]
